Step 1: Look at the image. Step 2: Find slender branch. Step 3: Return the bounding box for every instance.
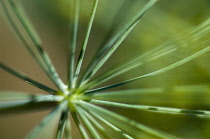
[90,99,210,118]
[77,100,178,139]
[73,0,99,88]
[76,106,101,139]
[79,0,158,86]
[0,94,63,114]
[4,0,67,94]
[0,63,56,94]
[68,0,80,89]
[71,111,90,139]
[86,46,210,93]
[56,107,69,139]
[25,101,67,139]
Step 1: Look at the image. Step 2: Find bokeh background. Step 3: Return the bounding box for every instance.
[0,0,210,138]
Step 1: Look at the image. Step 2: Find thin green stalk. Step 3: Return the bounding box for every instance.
[79,0,158,86]
[64,118,72,139]
[78,107,113,139]
[77,0,135,90]
[77,100,178,139]
[82,45,176,91]
[56,107,69,139]
[25,101,67,139]
[71,111,90,139]
[0,92,31,101]
[79,104,133,139]
[76,106,101,139]
[0,1,47,71]
[6,0,67,94]
[90,99,210,118]
[68,0,80,89]
[82,85,210,106]
[0,93,63,114]
[87,0,136,67]
[73,0,99,87]
[0,63,56,94]
[82,87,164,100]
[80,21,137,87]
[82,20,210,91]
[86,46,210,93]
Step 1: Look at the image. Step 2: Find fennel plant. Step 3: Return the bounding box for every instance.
[0,0,210,139]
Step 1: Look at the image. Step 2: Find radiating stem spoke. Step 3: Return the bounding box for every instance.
[90,99,210,118]
[79,0,158,86]
[73,0,99,88]
[86,46,210,93]
[25,101,67,139]
[68,0,80,89]
[71,111,90,139]
[76,106,101,139]
[0,94,63,114]
[79,106,133,139]
[1,0,67,94]
[78,107,114,139]
[56,107,69,139]
[76,100,178,139]
[0,63,56,94]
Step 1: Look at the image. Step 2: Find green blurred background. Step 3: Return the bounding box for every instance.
[0,0,210,138]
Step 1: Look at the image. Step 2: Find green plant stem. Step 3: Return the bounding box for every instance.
[6,0,67,94]
[86,46,210,93]
[68,0,80,89]
[73,0,99,88]
[0,63,56,94]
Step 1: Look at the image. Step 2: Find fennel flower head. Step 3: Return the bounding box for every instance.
[0,0,210,139]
